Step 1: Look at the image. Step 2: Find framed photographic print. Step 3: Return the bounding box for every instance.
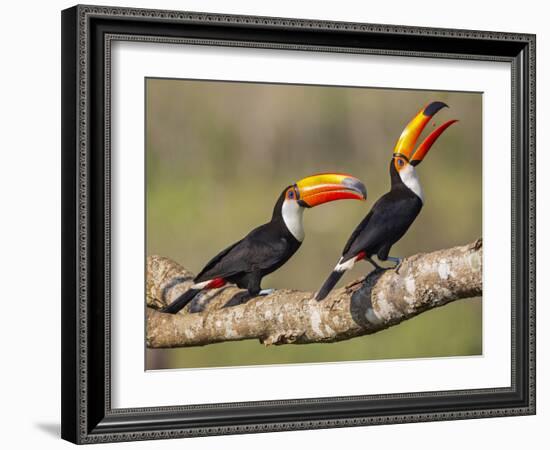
[61,4,536,444]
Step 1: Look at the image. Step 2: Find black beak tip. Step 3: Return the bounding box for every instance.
[423,101,448,117]
[343,177,367,199]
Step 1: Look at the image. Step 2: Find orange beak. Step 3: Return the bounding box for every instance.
[295,173,367,208]
[393,101,458,166]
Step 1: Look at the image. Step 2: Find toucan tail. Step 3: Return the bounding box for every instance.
[315,270,345,301]
[161,288,202,314]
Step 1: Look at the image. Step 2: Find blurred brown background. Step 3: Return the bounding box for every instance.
[145,78,482,370]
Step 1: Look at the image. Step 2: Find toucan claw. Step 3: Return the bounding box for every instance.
[386,256,403,273]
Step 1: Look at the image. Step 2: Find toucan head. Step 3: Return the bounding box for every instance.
[274,173,366,241]
[391,101,458,177]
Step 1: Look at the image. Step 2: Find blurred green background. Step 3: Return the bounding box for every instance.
[145,78,482,370]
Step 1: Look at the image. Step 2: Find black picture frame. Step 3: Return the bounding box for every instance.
[61,4,536,444]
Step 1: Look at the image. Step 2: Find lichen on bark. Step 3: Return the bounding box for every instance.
[146,240,482,348]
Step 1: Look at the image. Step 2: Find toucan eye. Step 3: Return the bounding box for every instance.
[397,159,404,167]
[288,190,295,199]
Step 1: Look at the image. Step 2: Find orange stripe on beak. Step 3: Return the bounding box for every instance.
[296,173,367,208]
[410,119,458,165]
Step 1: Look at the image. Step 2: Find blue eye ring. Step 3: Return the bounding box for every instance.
[397,158,404,166]
[288,190,294,199]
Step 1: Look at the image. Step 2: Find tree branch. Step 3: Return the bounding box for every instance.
[146,240,482,348]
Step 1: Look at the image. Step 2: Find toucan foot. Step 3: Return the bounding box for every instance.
[386,256,403,273]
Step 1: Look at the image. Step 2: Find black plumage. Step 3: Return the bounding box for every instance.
[161,188,301,314]
[316,162,421,300]
[315,100,457,301]
[340,161,422,264]
[194,193,301,293]
[159,172,366,313]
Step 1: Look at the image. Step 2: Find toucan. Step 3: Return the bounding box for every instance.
[315,101,458,301]
[162,173,367,314]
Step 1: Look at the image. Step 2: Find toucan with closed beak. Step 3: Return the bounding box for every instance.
[162,173,367,314]
[315,101,458,301]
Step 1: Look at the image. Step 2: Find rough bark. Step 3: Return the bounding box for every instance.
[146,240,482,348]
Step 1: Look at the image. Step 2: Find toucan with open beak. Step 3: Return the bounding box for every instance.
[162,173,367,314]
[315,101,458,301]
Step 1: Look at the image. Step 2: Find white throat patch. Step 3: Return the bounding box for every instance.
[281,199,305,242]
[400,164,424,203]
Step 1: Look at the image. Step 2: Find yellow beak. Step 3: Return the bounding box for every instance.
[295,173,367,207]
[393,101,457,165]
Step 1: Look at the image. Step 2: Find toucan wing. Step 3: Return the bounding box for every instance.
[341,210,373,260]
[341,193,419,261]
[194,240,242,282]
[194,224,291,282]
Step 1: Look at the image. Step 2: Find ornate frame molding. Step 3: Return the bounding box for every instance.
[61,4,535,444]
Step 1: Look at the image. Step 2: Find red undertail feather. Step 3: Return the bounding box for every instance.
[206,278,227,289]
